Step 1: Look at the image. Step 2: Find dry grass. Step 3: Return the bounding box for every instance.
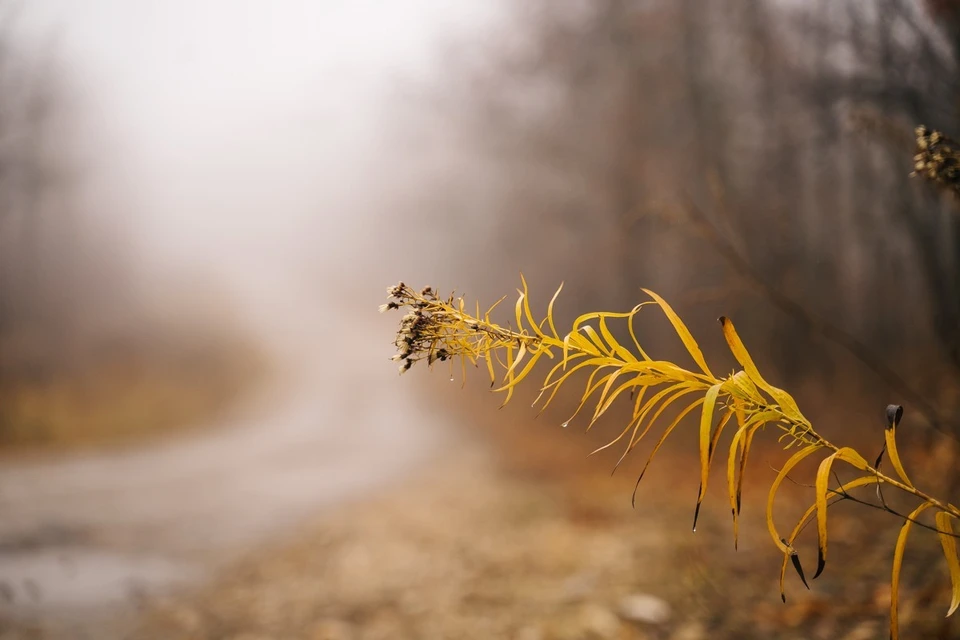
[0,335,267,452]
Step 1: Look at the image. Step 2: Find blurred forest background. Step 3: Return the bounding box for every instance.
[387,0,960,449]
[3,0,957,447]
[0,4,263,450]
[5,0,960,637]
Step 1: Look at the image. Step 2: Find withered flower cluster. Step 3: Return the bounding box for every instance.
[381,283,455,373]
[381,282,541,376]
[912,125,960,196]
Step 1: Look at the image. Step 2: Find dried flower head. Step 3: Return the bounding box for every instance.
[912,125,960,196]
[380,281,542,381]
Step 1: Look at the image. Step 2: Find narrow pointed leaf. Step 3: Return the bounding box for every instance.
[694,408,734,531]
[719,316,805,422]
[767,444,822,553]
[936,511,960,617]
[494,349,542,393]
[726,411,778,547]
[518,274,543,337]
[696,384,723,530]
[581,325,612,356]
[813,450,845,579]
[626,303,654,361]
[642,288,714,377]
[545,283,563,339]
[884,404,914,488]
[625,382,703,449]
[810,445,872,575]
[789,551,809,593]
[633,397,706,507]
[615,385,702,470]
[779,476,879,600]
[891,502,934,640]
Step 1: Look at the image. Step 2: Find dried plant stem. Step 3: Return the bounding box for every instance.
[382,280,960,639]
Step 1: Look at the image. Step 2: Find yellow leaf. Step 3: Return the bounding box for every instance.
[591,374,645,426]
[598,316,617,353]
[503,341,527,382]
[589,369,625,427]
[514,290,525,337]
[719,317,806,423]
[581,325,611,356]
[484,351,496,387]
[562,331,573,366]
[811,447,874,579]
[779,475,879,601]
[729,370,763,404]
[884,405,914,488]
[518,274,543,338]
[599,315,638,363]
[494,349,543,393]
[835,447,870,471]
[627,303,654,361]
[642,288,714,378]
[500,342,516,407]
[936,511,960,617]
[633,397,706,507]
[727,410,780,548]
[813,451,839,578]
[695,384,723,531]
[590,386,652,458]
[536,357,611,413]
[561,364,624,428]
[624,383,702,452]
[567,330,602,357]
[891,502,934,640]
[596,383,685,463]
[545,283,563,339]
[612,385,704,471]
[483,295,507,323]
[767,444,822,554]
[540,351,586,389]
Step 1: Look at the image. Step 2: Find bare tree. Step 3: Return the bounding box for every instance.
[424,0,960,436]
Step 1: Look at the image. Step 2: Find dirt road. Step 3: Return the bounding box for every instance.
[0,279,453,638]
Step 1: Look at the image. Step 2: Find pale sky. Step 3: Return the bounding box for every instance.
[15,1,497,296]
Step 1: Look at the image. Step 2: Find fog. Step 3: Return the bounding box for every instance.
[5,2,960,637]
[0,3,505,633]
[17,0,497,323]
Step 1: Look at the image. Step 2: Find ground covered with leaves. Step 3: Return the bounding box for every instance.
[129,409,960,640]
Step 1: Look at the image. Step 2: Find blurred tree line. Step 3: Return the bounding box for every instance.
[0,5,133,383]
[415,0,960,440]
[0,8,262,447]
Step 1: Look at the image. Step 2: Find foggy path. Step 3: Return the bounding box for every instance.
[0,1,496,635]
[0,276,455,633]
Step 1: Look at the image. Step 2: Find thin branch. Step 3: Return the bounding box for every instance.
[682,194,954,440]
[781,470,960,539]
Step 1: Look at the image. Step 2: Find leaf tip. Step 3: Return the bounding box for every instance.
[692,497,703,532]
[789,551,810,590]
[813,547,826,580]
[886,404,903,430]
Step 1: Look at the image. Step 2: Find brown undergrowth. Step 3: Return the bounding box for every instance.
[0,331,267,452]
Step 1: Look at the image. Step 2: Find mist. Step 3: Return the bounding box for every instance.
[5,2,960,638]
[0,3,505,634]
[15,0,498,338]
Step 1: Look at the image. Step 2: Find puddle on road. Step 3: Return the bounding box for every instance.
[0,547,200,616]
